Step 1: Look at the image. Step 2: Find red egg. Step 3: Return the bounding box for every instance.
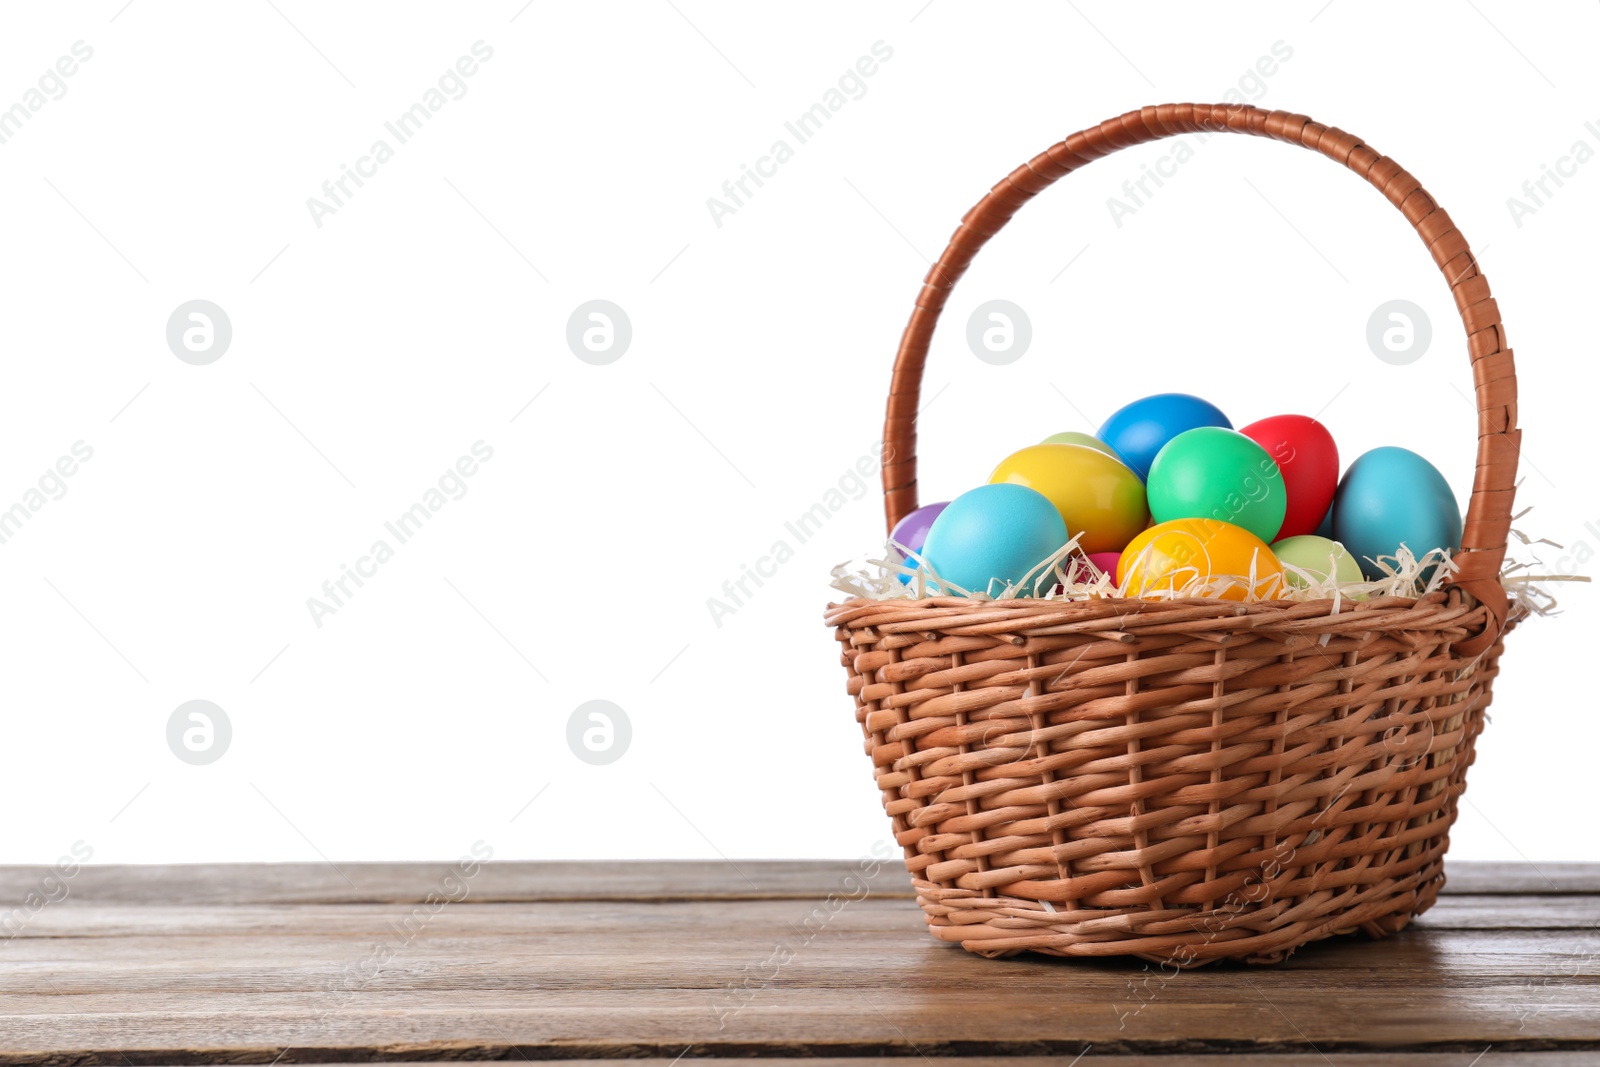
[1086,551,1123,577]
[1238,415,1339,540]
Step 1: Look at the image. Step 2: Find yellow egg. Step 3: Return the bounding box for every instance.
[1116,518,1285,601]
[990,443,1148,554]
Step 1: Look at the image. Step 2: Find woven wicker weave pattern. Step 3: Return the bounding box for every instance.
[826,104,1518,964]
[826,593,1502,964]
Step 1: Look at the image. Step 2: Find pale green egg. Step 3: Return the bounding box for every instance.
[1271,535,1363,588]
[1041,431,1120,459]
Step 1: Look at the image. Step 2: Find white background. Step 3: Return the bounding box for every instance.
[0,1,1594,866]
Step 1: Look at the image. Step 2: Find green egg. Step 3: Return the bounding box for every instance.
[1271,535,1363,588]
[1147,427,1288,544]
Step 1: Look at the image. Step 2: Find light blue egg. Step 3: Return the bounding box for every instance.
[920,483,1067,596]
[1097,393,1231,481]
[1333,447,1463,580]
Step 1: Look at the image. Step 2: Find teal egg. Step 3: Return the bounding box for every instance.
[1314,502,1335,539]
[920,483,1068,596]
[1333,447,1463,580]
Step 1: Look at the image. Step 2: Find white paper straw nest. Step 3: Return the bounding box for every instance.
[831,505,1586,626]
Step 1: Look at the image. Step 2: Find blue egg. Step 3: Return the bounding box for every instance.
[1334,447,1463,580]
[1314,501,1336,540]
[1097,393,1232,480]
[920,483,1067,596]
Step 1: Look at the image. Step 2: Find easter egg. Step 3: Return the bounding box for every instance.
[1097,393,1232,480]
[1271,535,1363,588]
[1041,431,1120,458]
[1315,502,1336,540]
[1146,427,1288,545]
[890,501,948,584]
[921,483,1067,596]
[1086,551,1123,577]
[1334,447,1463,580]
[890,501,948,556]
[1117,518,1285,601]
[1239,415,1339,540]
[989,443,1148,554]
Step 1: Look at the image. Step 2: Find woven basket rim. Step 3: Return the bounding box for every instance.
[825,585,1501,624]
[825,586,1511,662]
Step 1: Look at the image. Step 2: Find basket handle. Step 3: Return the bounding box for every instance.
[880,103,1518,655]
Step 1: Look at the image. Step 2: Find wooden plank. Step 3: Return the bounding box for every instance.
[2,889,1593,943]
[2,860,1595,905]
[1446,862,1600,895]
[1,862,1596,1064]
[5,919,1597,988]
[0,859,915,905]
[1415,895,1600,929]
[2,903,1597,1058]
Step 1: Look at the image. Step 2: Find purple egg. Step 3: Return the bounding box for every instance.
[891,501,949,584]
[891,501,949,557]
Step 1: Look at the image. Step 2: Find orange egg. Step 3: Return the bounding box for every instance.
[1116,518,1285,601]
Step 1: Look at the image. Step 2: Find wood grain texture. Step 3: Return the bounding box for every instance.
[2,859,1591,904]
[0,861,1595,1065]
[0,859,916,905]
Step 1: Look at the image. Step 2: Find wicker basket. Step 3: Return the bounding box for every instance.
[824,104,1519,966]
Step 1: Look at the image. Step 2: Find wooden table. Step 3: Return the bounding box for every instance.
[1,860,1596,1065]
